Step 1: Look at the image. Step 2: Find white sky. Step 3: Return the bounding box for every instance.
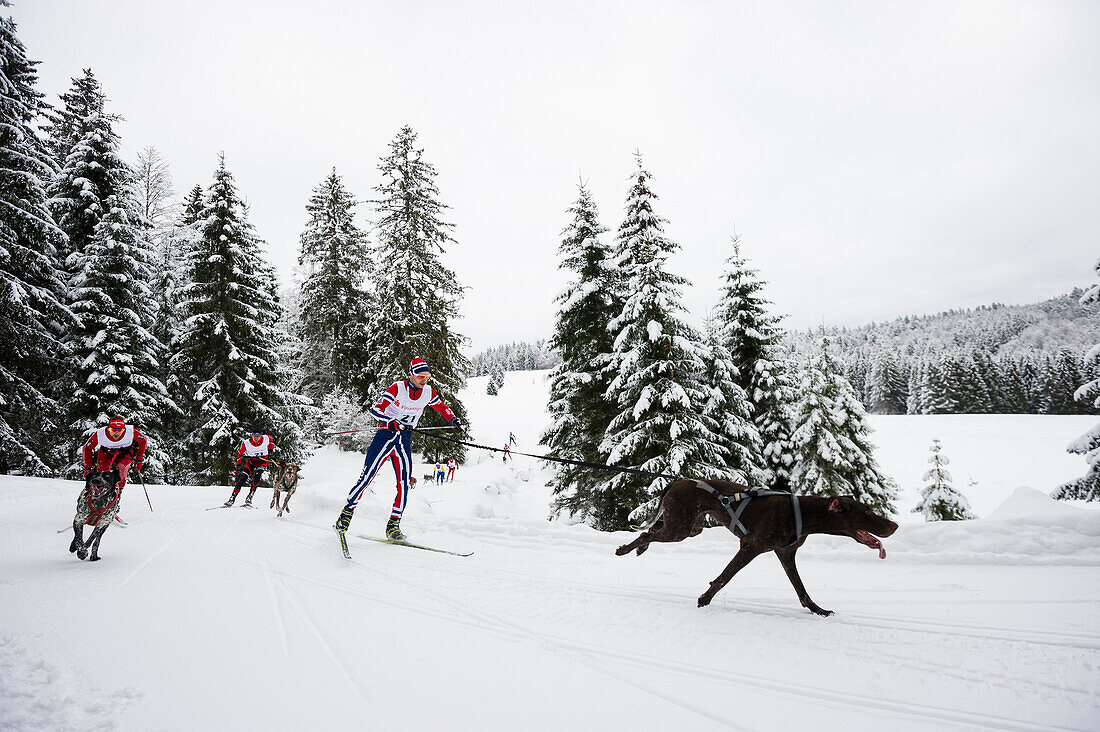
[14,0,1100,353]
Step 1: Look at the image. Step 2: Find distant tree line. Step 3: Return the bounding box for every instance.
[787,293,1100,416]
[471,341,559,376]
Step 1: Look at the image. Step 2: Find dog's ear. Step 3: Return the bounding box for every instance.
[828,497,845,513]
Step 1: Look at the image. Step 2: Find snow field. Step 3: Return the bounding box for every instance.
[1,370,1098,731]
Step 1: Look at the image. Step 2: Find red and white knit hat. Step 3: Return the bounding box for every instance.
[409,357,430,375]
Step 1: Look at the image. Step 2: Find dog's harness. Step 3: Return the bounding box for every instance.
[692,480,803,548]
[85,485,121,527]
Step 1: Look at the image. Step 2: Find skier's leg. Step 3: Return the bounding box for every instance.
[337,430,399,531]
[245,465,263,505]
[386,433,413,541]
[226,468,248,506]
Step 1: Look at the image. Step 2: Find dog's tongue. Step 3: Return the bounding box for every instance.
[857,530,887,559]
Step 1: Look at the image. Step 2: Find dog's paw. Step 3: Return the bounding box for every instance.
[697,593,713,608]
[89,555,101,562]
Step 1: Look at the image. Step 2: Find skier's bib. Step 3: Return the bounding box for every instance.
[385,382,435,427]
[96,425,134,448]
[242,436,271,457]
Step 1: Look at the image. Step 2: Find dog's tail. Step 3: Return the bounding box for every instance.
[628,494,665,532]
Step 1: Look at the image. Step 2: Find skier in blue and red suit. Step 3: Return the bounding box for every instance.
[333,357,465,541]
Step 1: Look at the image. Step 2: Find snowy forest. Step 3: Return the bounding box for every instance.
[2,8,1097,521]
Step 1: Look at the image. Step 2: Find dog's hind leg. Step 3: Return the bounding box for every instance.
[697,545,765,608]
[774,545,832,616]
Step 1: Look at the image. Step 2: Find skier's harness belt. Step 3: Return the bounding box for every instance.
[691,480,803,548]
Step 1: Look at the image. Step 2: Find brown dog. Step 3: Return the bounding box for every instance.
[270,462,300,517]
[616,479,899,616]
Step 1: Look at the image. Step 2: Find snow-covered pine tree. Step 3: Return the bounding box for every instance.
[0,8,76,474]
[913,438,976,520]
[486,369,500,396]
[867,349,907,414]
[790,334,898,515]
[46,71,172,475]
[64,184,172,476]
[713,235,797,490]
[173,155,303,484]
[1053,256,1100,501]
[362,126,469,461]
[595,154,724,531]
[699,317,766,485]
[541,181,623,518]
[295,168,371,414]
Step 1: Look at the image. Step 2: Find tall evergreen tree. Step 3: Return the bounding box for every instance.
[173,156,303,484]
[595,154,723,531]
[713,235,797,490]
[43,69,112,271]
[45,69,172,473]
[790,335,898,515]
[699,318,766,485]
[867,349,907,414]
[362,126,469,460]
[913,438,976,521]
[541,181,622,518]
[0,8,75,473]
[296,168,371,411]
[1053,256,1100,501]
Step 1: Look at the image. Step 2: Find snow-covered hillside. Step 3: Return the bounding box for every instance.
[2,371,1098,731]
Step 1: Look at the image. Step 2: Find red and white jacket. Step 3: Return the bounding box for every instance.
[83,426,147,471]
[370,380,455,429]
[236,435,275,465]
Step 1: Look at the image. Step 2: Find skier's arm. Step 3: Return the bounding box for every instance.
[132,431,148,469]
[370,384,401,426]
[235,441,246,466]
[427,387,457,423]
[82,433,99,473]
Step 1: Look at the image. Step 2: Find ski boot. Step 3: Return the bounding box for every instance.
[222,497,236,508]
[334,507,354,533]
[244,487,257,507]
[385,517,406,542]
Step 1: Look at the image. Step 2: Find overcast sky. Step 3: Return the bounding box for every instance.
[14,0,1099,353]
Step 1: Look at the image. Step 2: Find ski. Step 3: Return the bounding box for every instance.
[206,505,232,511]
[359,535,473,557]
[334,527,352,560]
[241,504,257,509]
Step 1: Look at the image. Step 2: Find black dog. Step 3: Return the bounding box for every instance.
[69,469,122,562]
[616,479,899,615]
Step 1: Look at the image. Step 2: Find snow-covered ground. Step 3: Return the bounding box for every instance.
[2,370,1098,731]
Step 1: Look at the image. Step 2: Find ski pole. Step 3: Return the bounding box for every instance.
[136,470,153,512]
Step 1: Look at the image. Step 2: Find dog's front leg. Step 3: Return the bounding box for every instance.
[87,525,108,561]
[774,545,832,616]
[698,545,763,607]
[270,489,279,509]
[70,519,84,555]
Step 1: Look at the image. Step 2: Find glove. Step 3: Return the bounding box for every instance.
[83,467,93,479]
[452,417,466,432]
[384,420,402,432]
[132,461,143,473]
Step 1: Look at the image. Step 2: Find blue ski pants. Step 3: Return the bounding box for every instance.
[344,427,413,520]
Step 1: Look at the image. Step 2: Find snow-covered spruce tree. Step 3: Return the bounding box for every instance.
[64,184,172,476]
[713,235,797,490]
[700,317,766,485]
[1053,257,1100,501]
[867,349,907,415]
[361,126,469,461]
[595,155,725,531]
[46,72,172,475]
[790,335,898,515]
[0,8,75,474]
[541,181,623,518]
[173,155,303,484]
[295,168,371,414]
[913,438,975,521]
